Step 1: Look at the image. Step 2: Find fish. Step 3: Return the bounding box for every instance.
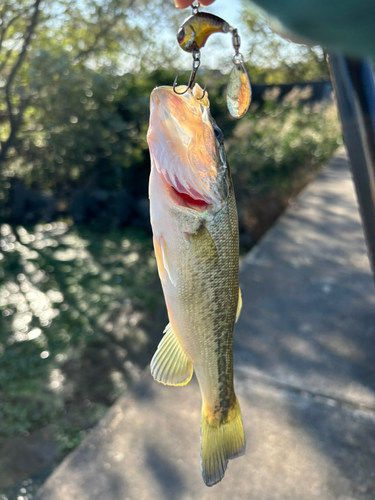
[147,83,245,487]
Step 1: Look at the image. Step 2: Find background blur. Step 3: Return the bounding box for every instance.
[0,0,342,497]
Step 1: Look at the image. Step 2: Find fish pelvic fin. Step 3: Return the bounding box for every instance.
[150,323,193,386]
[235,287,242,323]
[200,397,246,487]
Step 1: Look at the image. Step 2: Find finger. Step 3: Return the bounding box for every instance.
[173,0,194,8]
[173,0,216,8]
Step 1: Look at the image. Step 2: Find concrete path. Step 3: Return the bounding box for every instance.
[35,150,375,500]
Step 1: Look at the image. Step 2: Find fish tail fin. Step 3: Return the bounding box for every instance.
[200,397,246,487]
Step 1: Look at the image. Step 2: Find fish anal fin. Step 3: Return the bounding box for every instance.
[151,323,193,386]
[201,398,246,487]
[236,288,242,323]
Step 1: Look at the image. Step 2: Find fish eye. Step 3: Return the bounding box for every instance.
[213,125,223,142]
[177,28,185,44]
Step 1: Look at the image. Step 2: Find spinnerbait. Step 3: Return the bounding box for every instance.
[173,2,251,119]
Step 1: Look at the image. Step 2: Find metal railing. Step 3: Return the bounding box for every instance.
[328,55,375,281]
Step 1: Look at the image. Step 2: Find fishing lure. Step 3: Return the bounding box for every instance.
[173,2,252,119]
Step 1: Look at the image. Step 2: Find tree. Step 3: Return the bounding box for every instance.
[241,8,329,84]
[0,0,42,163]
[0,0,180,170]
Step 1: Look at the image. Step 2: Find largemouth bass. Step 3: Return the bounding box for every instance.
[147,84,245,487]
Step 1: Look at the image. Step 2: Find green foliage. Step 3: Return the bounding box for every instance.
[0,65,177,205]
[0,0,180,174]
[0,222,164,444]
[227,95,342,192]
[224,92,342,244]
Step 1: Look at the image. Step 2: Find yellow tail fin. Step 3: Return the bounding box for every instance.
[200,398,246,487]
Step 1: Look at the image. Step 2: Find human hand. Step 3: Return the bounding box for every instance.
[173,0,216,9]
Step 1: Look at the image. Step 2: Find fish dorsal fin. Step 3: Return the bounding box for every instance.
[236,288,242,323]
[151,323,193,386]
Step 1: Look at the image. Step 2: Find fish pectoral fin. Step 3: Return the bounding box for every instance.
[160,238,178,287]
[201,398,246,487]
[235,287,242,323]
[150,323,193,386]
[153,238,167,285]
[153,237,178,287]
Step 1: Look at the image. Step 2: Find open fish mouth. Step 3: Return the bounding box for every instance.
[147,86,225,209]
[170,184,211,211]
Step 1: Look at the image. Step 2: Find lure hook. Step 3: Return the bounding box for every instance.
[173,49,201,96]
[197,85,206,100]
[172,76,189,95]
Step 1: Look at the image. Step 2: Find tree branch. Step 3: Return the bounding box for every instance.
[74,25,111,62]
[0,47,13,74]
[74,0,136,63]
[0,11,23,52]
[0,0,42,163]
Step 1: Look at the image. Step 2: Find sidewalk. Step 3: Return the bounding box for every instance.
[35,149,375,500]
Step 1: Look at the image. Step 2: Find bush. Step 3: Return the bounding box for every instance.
[225,91,342,244]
